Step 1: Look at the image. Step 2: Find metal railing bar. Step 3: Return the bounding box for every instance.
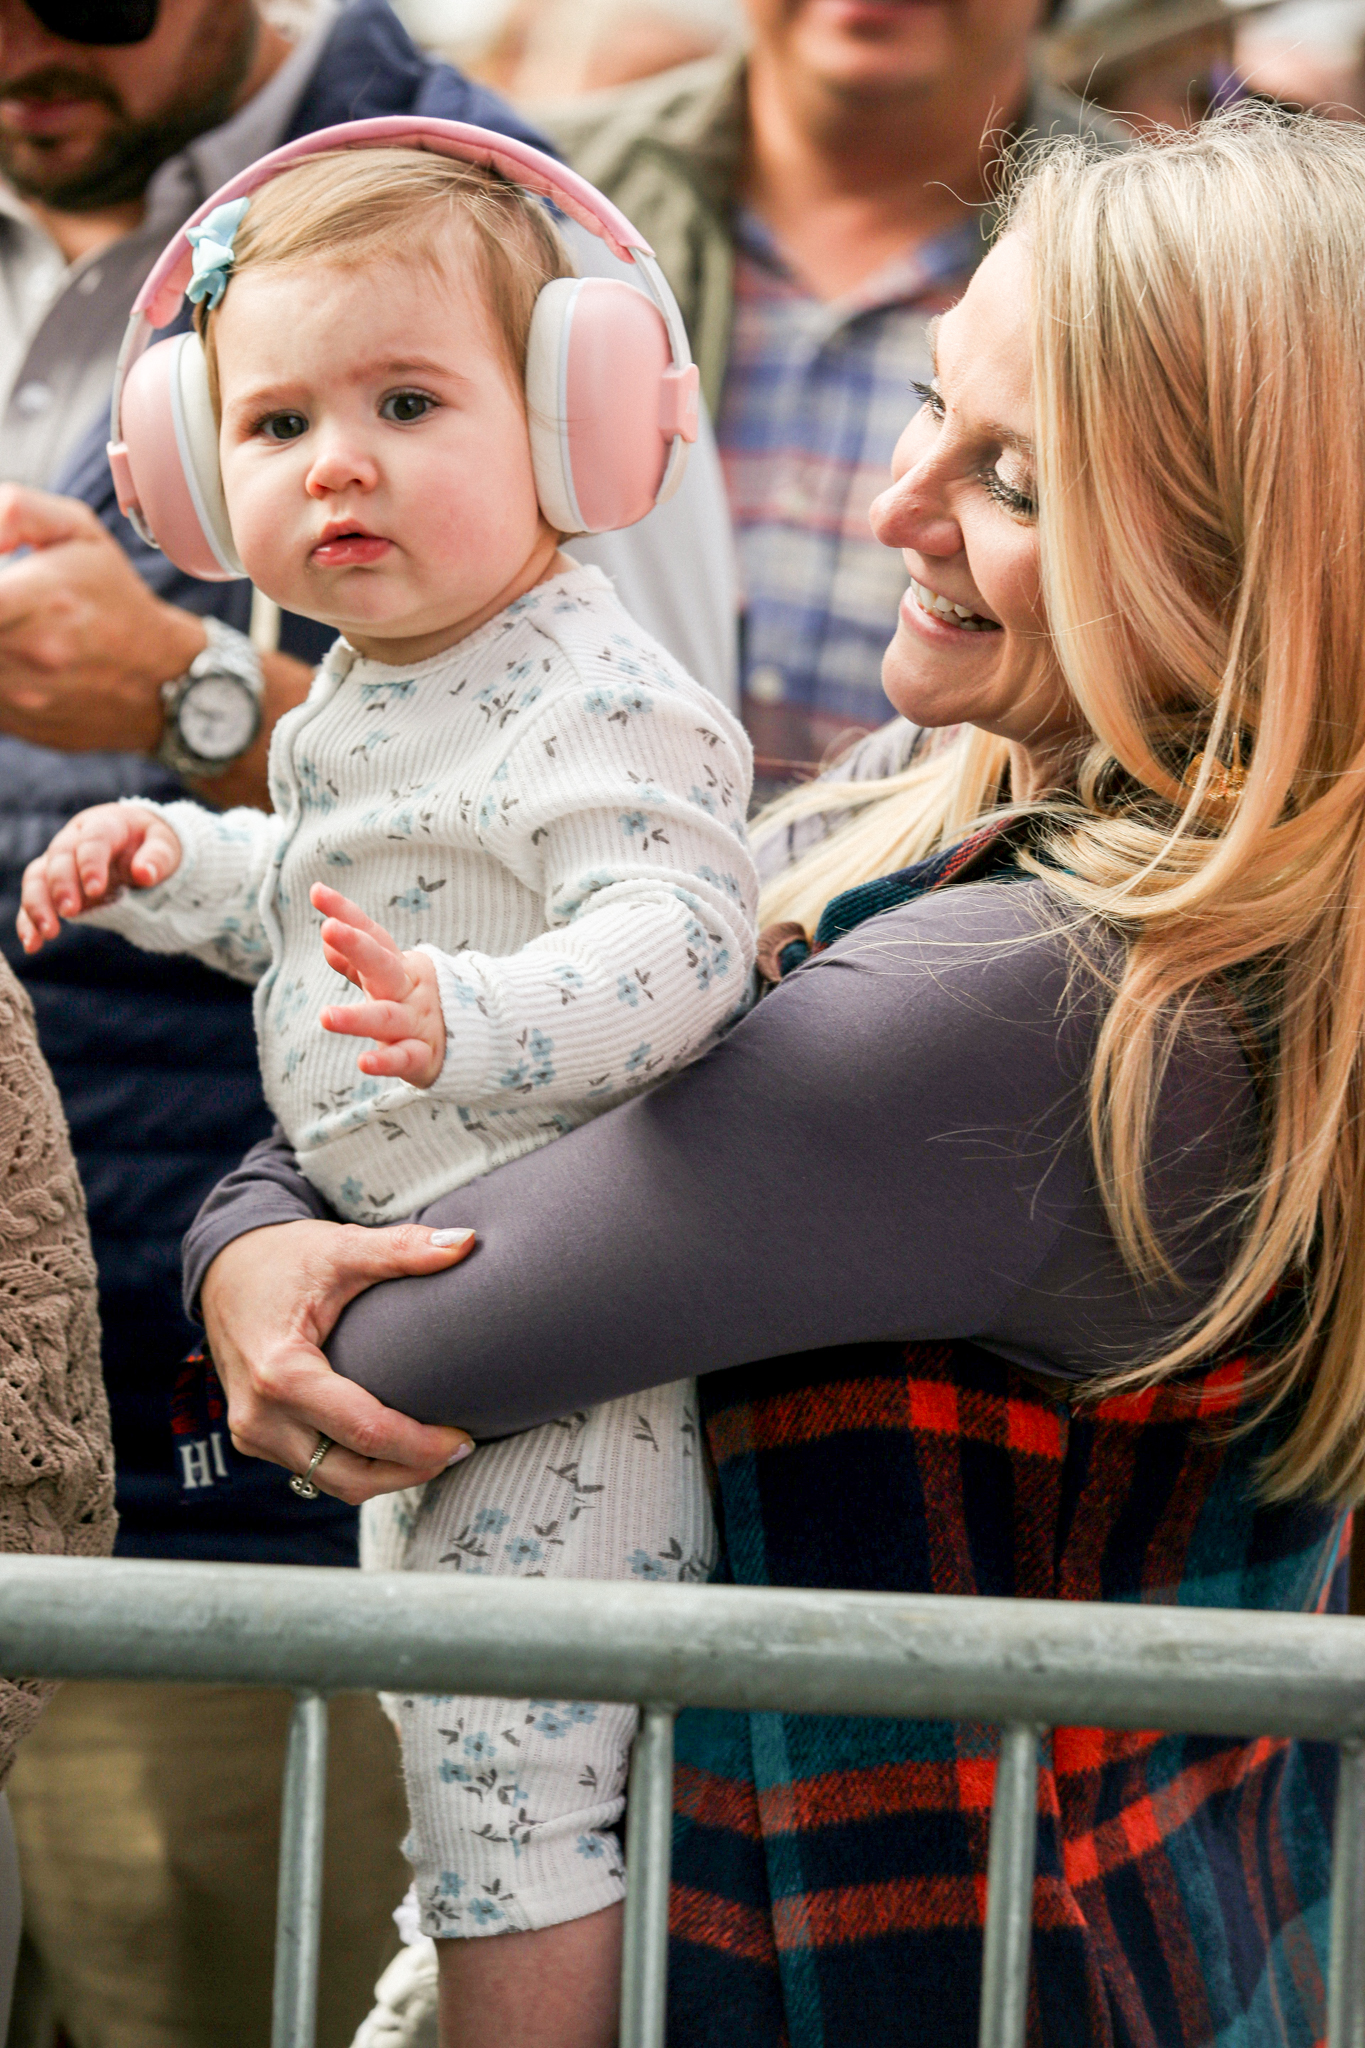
[620,1705,675,2048]
[0,1559,1363,1741]
[272,1691,328,2048]
[978,1724,1041,2048]
[1328,1738,1365,2048]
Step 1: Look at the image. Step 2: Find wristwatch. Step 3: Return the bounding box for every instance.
[156,615,264,779]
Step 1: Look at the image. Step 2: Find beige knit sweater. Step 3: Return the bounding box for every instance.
[0,956,116,1780]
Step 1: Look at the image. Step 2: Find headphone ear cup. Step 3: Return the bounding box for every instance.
[109,332,243,580]
[527,276,686,536]
[526,279,584,535]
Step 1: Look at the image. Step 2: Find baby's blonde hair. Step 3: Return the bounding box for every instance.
[195,146,574,413]
[758,109,1365,1505]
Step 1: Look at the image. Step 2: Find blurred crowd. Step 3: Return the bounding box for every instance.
[398,0,1365,125]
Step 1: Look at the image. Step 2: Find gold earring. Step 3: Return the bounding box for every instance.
[1187,736,1248,805]
[1188,753,1247,802]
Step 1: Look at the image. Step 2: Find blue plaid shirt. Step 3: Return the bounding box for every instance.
[716,208,981,792]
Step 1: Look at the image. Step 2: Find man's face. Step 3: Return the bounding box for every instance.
[743,0,1046,97]
[0,0,256,211]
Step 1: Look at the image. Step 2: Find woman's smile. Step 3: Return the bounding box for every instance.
[902,573,1001,633]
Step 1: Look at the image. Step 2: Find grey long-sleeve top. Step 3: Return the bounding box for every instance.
[183,878,1260,1439]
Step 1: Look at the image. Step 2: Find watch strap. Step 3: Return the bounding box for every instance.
[156,615,265,780]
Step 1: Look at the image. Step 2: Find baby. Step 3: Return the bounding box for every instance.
[19,148,755,2037]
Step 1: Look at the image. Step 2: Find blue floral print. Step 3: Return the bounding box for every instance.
[396,1374,716,1943]
[616,969,653,1008]
[387,875,446,913]
[359,679,417,708]
[499,1027,555,1094]
[684,916,731,991]
[696,864,743,901]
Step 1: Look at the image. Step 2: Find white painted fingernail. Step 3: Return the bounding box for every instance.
[430,1228,474,1249]
[446,1442,474,1465]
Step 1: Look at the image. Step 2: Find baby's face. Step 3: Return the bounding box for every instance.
[214,233,557,662]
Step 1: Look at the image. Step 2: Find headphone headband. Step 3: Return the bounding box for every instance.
[131,118,654,332]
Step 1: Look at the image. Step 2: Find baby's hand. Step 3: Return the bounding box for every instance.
[18,802,182,953]
[313,882,447,1089]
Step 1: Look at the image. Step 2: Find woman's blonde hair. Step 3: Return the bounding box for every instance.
[757,110,1365,1504]
[195,147,573,414]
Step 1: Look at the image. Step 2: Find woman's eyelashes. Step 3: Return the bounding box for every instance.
[909,379,1037,521]
[982,469,1037,521]
[911,377,944,421]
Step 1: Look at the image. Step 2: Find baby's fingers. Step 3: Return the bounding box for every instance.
[310,882,397,945]
[320,996,413,1045]
[319,916,410,1002]
[38,830,89,920]
[355,1036,438,1082]
[17,859,60,951]
[123,817,182,889]
[321,938,363,988]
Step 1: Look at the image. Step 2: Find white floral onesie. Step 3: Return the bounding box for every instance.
[84,560,753,1935]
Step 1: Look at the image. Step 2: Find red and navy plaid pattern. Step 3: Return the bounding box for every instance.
[668,1342,1349,2048]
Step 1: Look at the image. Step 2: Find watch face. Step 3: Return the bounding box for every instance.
[178,674,259,762]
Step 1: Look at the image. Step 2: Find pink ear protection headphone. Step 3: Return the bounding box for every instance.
[107,116,701,584]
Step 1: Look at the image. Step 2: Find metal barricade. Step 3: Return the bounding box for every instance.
[0,1556,1361,2048]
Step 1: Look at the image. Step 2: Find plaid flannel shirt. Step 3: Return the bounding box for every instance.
[716,207,981,795]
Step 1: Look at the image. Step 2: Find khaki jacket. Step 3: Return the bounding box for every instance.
[547,55,1123,415]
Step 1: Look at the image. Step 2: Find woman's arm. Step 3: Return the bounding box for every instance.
[189,879,1260,1454]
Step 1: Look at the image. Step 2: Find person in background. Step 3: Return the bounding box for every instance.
[546,0,1111,795]
[471,0,741,102]
[0,1,734,2041]
[0,952,116,2046]
[1237,0,1365,117]
[1044,0,1254,126]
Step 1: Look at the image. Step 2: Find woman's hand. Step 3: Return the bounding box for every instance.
[201,1218,477,1503]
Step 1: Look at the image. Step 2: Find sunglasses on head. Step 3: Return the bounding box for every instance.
[25,0,159,44]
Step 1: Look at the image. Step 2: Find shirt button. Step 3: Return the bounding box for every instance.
[76,265,103,294]
[12,381,52,416]
[748,664,785,705]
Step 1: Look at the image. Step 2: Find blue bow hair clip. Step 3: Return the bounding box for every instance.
[185,196,250,311]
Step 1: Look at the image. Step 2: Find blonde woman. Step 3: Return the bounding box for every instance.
[192,113,1354,2048]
